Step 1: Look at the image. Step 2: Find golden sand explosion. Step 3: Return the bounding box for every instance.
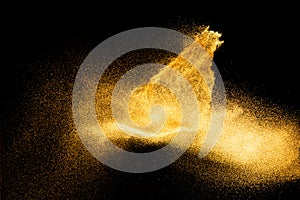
[7,26,298,194]
[91,26,300,183]
[5,25,300,200]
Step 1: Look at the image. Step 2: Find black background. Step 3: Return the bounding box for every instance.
[2,2,300,199]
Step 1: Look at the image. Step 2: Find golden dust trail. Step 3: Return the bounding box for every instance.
[197,95,300,185]
[94,26,300,184]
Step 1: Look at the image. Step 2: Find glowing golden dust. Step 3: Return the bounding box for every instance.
[93,26,300,183]
[128,84,182,137]
[209,99,300,181]
[6,26,299,198]
[192,26,224,57]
